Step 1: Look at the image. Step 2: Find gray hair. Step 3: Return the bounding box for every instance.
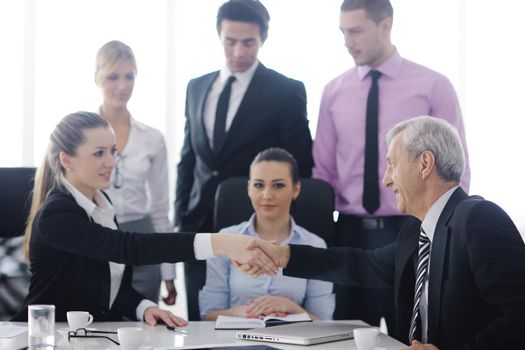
[386,116,465,183]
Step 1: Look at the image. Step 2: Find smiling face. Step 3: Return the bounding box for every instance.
[97,59,136,109]
[248,161,300,222]
[220,19,263,73]
[339,9,393,68]
[383,132,423,217]
[60,126,117,200]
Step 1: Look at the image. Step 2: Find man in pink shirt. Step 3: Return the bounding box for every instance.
[312,0,470,330]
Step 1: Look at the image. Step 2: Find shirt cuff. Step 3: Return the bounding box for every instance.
[136,299,157,321]
[160,263,176,280]
[194,233,214,260]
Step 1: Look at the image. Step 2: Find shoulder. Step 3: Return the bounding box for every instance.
[399,57,451,84]
[218,221,249,234]
[322,68,358,98]
[38,189,87,223]
[132,119,164,140]
[293,224,328,248]
[188,71,219,88]
[257,64,304,89]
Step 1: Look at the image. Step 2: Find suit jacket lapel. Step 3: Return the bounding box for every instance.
[217,63,266,157]
[194,72,218,165]
[427,187,469,341]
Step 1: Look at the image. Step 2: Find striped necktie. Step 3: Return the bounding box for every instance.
[409,227,431,343]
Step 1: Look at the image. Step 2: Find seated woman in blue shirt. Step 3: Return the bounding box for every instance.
[199,148,335,320]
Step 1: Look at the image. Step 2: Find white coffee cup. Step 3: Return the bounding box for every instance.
[354,327,380,350]
[66,311,93,331]
[118,327,144,350]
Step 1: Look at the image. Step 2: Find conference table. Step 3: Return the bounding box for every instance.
[1,320,407,349]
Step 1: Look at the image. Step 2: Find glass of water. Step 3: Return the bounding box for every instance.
[28,304,55,349]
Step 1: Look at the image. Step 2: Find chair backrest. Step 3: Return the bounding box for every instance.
[0,167,36,238]
[214,177,335,245]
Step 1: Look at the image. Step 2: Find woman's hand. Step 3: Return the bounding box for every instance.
[246,296,305,317]
[143,306,188,327]
[228,304,257,318]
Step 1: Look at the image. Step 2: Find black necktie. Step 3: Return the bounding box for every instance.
[409,227,431,343]
[363,70,382,214]
[213,75,236,152]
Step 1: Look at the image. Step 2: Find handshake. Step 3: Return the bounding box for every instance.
[211,234,291,276]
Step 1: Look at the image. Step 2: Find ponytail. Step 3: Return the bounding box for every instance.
[22,111,109,263]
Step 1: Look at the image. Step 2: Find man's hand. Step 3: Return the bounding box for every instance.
[236,239,291,276]
[143,306,187,327]
[404,340,439,350]
[246,295,304,317]
[162,280,177,305]
[211,234,278,276]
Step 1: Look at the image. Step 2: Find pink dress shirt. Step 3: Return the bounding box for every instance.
[313,51,470,216]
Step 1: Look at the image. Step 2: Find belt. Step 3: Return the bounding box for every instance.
[339,214,406,230]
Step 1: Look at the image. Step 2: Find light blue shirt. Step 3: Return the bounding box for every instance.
[199,214,335,320]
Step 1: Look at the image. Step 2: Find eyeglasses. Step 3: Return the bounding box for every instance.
[113,153,125,189]
[67,328,119,345]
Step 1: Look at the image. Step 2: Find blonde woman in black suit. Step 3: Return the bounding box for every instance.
[14,112,277,325]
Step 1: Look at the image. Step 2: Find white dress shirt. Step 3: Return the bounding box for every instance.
[104,116,175,280]
[202,61,259,147]
[419,185,459,343]
[62,177,214,320]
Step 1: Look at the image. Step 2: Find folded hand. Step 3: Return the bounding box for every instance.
[247,295,304,317]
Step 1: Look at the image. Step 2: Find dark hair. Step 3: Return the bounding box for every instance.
[216,0,270,42]
[23,112,109,262]
[249,147,299,183]
[340,0,393,23]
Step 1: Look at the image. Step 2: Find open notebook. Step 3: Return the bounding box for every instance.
[214,312,311,330]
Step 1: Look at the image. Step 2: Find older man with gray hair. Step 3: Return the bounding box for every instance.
[247,116,525,349]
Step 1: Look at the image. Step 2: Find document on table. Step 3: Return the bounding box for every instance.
[215,312,312,330]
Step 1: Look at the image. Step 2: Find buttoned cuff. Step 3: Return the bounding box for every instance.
[194,233,214,260]
[136,299,158,321]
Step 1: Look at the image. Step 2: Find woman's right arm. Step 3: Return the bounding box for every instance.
[38,197,278,273]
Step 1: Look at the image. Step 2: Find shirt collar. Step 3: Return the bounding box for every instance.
[220,60,259,86]
[61,175,115,219]
[241,213,302,244]
[357,48,402,81]
[421,185,459,242]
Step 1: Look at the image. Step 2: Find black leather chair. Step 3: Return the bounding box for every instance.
[0,167,36,320]
[213,177,336,246]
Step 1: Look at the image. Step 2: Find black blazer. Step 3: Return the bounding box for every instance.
[175,63,313,231]
[284,188,525,349]
[13,189,196,322]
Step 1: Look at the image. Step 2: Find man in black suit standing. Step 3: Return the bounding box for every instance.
[175,0,313,320]
[247,116,525,349]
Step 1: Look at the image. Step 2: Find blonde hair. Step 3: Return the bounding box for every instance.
[23,112,109,262]
[95,40,137,85]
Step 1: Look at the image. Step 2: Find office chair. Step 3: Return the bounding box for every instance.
[0,167,36,320]
[213,176,336,245]
[176,176,336,321]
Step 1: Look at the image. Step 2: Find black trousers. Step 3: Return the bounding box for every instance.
[332,214,406,332]
[183,211,214,321]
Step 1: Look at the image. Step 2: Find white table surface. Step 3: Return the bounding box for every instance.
[0,320,407,350]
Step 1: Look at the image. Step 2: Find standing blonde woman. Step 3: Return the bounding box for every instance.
[95,41,175,304]
[13,112,276,324]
